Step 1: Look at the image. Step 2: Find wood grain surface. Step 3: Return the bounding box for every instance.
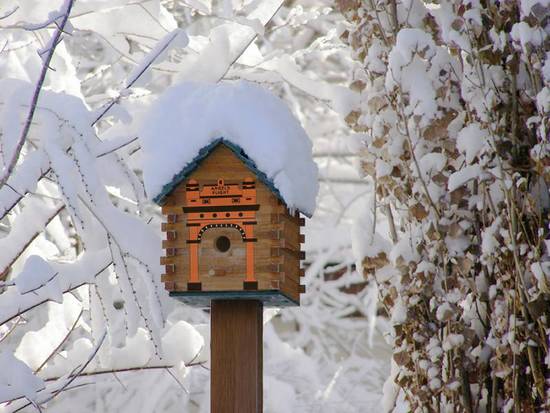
[211,300,263,413]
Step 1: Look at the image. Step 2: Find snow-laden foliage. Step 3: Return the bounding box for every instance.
[337,0,549,411]
[0,0,386,411]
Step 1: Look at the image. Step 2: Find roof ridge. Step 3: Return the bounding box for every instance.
[152,137,286,207]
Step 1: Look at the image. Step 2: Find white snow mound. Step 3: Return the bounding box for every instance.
[139,81,319,216]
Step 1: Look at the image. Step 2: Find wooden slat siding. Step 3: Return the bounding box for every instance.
[160,256,175,265]
[277,275,300,303]
[211,300,263,413]
[161,205,181,215]
[270,246,302,261]
[279,275,303,300]
[160,144,303,300]
[164,281,176,291]
[270,212,301,226]
[161,221,183,232]
[277,256,300,285]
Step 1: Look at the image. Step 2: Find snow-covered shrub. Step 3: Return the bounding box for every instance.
[337,0,550,411]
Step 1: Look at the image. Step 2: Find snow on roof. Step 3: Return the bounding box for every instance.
[139,81,319,216]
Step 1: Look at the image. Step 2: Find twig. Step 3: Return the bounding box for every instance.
[0,203,65,282]
[96,136,139,158]
[0,6,19,20]
[165,368,189,394]
[35,309,83,373]
[40,330,107,404]
[91,29,185,126]
[42,362,206,382]
[21,272,59,295]
[0,260,112,326]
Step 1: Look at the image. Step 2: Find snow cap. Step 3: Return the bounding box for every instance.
[140,80,319,216]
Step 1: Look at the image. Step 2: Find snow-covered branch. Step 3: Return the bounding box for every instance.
[0,0,75,189]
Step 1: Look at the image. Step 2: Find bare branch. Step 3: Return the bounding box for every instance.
[0,6,19,20]
[96,137,139,158]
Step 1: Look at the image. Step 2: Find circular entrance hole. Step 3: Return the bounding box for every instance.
[215,236,231,253]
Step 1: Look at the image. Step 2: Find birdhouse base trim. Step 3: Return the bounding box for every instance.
[168,290,298,307]
[243,281,258,290]
[187,282,202,291]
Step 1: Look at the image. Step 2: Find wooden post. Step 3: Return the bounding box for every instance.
[211,300,263,413]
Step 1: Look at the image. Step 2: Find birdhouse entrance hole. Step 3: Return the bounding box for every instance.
[215,236,231,252]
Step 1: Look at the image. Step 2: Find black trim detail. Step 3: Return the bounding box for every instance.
[242,221,257,225]
[202,183,239,187]
[187,282,202,291]
[186,223,201,227]
[200,194,243,199]
[186,240,201,244]
[243,281,258,290]
[183,204,260,213]
[243,238,258,243]
[197,223,247,241]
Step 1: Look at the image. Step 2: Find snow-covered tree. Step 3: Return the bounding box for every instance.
[0,0,387,412]
[337,0,549,411]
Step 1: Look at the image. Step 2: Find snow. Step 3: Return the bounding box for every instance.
[456,123,488,164]
[15,255,58,295]
[448,165,482,191]
[0,197,60,274]
[436,302,453,322]
[510,21,545,49]
[262,55,359,116]
[139,80,319,216]
[0,249,111,326]
[386,29,438,126]
[161,320,204,367]
[442,333,464,351]
[0,352,45,403]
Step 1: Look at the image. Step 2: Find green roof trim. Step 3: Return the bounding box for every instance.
[169,290,299,307]
[152,137,286,206]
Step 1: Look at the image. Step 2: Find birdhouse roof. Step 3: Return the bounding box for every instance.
[139,81,319,216]
[152,137,285,206]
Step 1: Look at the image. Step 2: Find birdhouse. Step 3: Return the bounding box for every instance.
[154,138,307,306]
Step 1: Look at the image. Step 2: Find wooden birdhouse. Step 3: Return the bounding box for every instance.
[154,138,306,306]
